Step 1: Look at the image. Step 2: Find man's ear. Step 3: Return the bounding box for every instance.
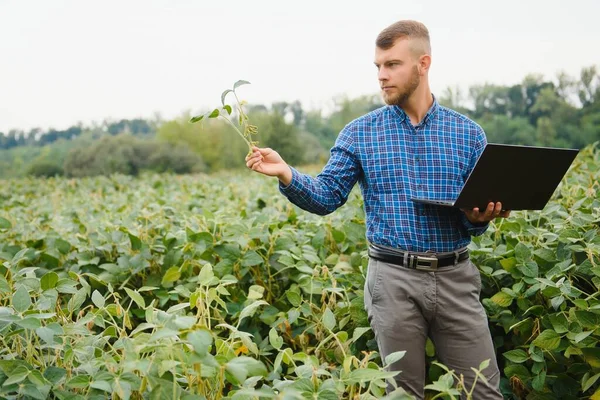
[418,54,431,75]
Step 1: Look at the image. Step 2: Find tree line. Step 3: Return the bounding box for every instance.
[0,66,598,179]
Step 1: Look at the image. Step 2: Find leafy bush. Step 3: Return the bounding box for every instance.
[0,143,598,399]
[27,159,64,177]
[63,134,205,177]
[145,143,206,174]
[470,142,600,399]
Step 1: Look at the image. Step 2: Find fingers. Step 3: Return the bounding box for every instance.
[464,202,512,224]
[480,202,494,220]
[483,202,512,221]
[245,150,263,170]
[257,147,274,157]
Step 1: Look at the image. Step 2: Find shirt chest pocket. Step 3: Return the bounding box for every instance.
[364,155,409,194]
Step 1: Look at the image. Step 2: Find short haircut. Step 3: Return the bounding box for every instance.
[376,20,431,57]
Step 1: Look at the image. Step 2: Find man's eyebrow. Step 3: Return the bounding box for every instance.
[374,59,403,66]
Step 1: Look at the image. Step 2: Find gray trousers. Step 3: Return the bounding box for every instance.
[364,256,503,399]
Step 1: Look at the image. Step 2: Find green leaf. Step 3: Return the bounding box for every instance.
[27,370,48,388]
[551,295,564,310]
[223,105,232,115]
[21,383,47,400]
[139,286,159,292]
[221,89,233,105]
[269,328,283,350]
[43,366,66,385]
[0,275,10,295]
[247,285,264,300]
[198,263,215,285]
[532,329,561,350]
[425,372,457,393]
[534,247,556,262]
[519,261,539,278]
[571,331,594,343]
[112,379,132,400]
[91,290,105,308]
[40,272,59,290]
[478,358,490,371]
[55,238,71,254]
[584,372,600,393]
[384,351,406,366]
[56,279,78,294]
[66,375,91,389]
[0,217,12,229]
[322,307,336,331]
[161,266,181,286]
[12,286,32,313]
[36,326,56,344]
[352,327,371,342]
[515,243,532,262]
[286,289,301,307]
[149,328,178,342]
[225,356,266,385]
[128,233,142,251]
[582,348,600,369]
[490,291,513,307]
[504,364,531,380]
[239,300,268,322]
[241,250,263,267]
[16,317,41,330]
[347,368,399,384]
[233,80,250,90]
[4,365,30,385]
[532,371,546,391]
[499,257,518,272]
[90,380,112,392]
[575,310,600,328]
[503,349,529,363]
[68,288,87,313]
[125,287,145,309]
[208,108,220,118]
[189,114,204,123]
[548,313,569,333]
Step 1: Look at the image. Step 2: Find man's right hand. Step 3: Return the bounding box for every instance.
[245,146,292,186]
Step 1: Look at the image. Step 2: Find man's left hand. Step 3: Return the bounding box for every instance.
[461,202,511,224]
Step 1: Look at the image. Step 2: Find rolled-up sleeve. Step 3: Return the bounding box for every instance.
[461,213,489,236]
[279,125,361,215]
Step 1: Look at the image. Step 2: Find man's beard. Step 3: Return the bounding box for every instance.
[383,65,420,106]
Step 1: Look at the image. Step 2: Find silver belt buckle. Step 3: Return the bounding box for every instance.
[415,256,439,272]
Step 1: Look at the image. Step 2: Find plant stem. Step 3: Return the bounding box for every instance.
[222,117,252,151]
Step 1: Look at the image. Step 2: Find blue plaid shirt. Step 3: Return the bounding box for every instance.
[280,98,489,252]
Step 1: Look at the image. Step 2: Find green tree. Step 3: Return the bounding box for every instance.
[578,65,600,107]
[478,114,537,145]
[249,111,305,165]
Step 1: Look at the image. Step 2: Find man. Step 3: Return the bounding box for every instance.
[245,20,509,399]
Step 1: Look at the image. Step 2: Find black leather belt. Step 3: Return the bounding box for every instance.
[368,244,469,272]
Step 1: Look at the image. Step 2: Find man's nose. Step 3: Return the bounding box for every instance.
[378,67,388,82]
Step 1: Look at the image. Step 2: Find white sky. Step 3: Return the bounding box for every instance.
[1,0,599,133]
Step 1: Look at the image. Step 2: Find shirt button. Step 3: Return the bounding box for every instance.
[421,210,426,216]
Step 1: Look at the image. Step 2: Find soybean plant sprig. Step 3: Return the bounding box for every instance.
[189,80,258,153]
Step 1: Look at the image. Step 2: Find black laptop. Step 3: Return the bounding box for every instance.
[411,143,579,211]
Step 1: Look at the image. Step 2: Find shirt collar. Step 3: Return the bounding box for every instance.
[390,94,439,126]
